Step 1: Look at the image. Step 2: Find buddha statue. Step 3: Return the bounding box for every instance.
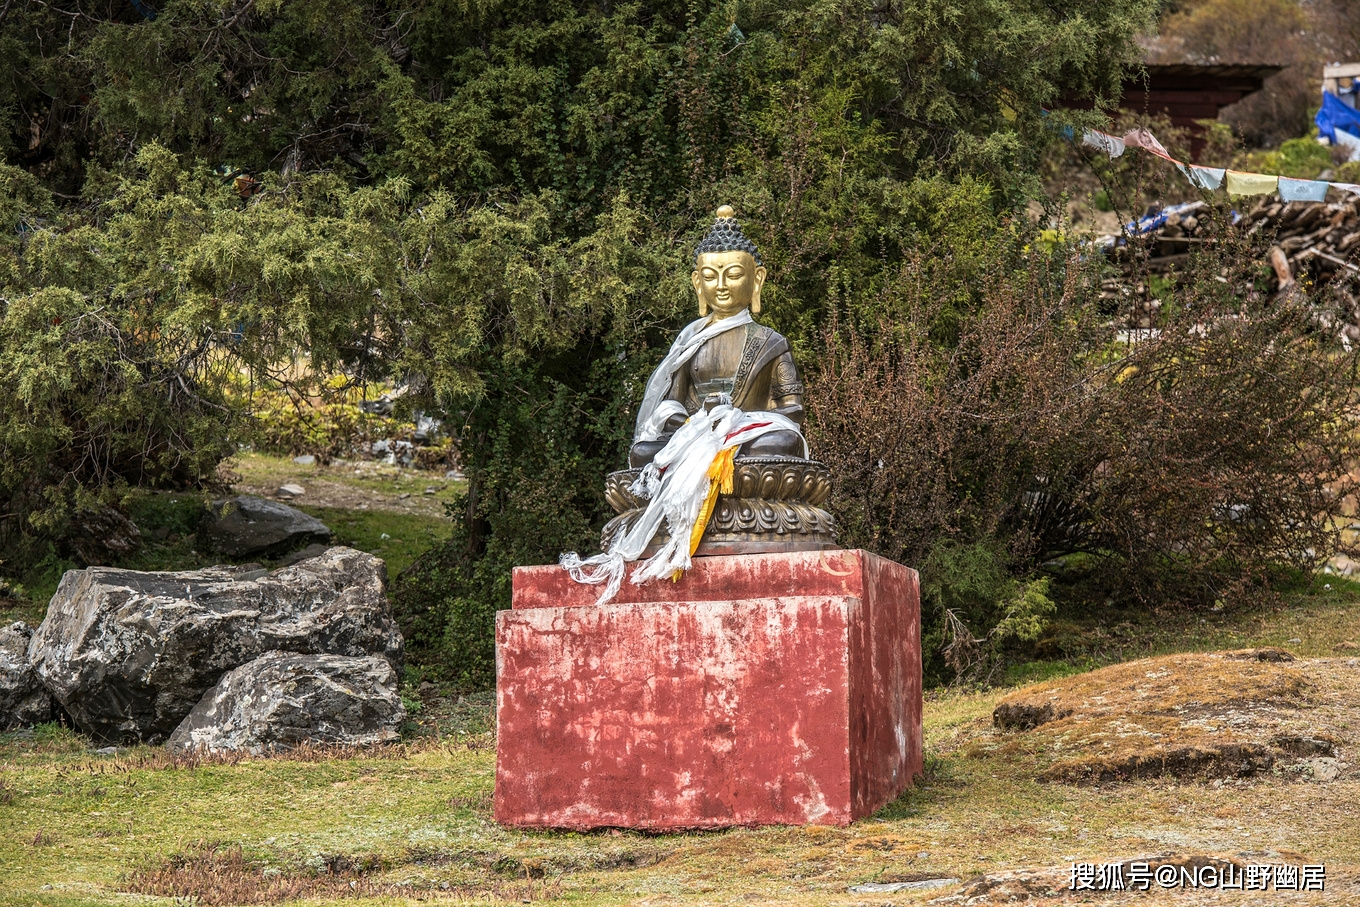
[562,206,835,604]
[629,206,806,467]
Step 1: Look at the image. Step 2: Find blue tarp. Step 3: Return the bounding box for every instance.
[1315,90,1360,143]
[1124,201,1204,237]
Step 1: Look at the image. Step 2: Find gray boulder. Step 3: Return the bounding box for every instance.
[274,542,331,569]
[200,495,330,558]
[0,622,52,729]
[167,651,404,753]
[29,547,403,744]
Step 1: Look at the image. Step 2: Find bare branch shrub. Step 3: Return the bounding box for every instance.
[809,238,1109,570]
[808,220,1360,660]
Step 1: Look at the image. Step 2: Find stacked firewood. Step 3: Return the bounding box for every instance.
[1099,201,1210,328]
[1101,196,1360,333]
[1099,276,1156,329]
[1241,196,1360,290]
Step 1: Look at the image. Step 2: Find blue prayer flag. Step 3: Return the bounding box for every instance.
[1177,164,1225,191]
[1278,177,1329,202]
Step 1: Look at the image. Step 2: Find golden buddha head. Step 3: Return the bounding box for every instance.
[692,205,767,318]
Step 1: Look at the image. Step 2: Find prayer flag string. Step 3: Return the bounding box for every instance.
[1075,122,1360,200]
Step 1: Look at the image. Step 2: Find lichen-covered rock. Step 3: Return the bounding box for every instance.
[29,548,403,744]
[984,651,1354,786]
[167,651,404,753]
[200,495,331,558]
[0,622,52,729]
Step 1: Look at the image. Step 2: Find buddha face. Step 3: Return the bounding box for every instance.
[692,251,766,319]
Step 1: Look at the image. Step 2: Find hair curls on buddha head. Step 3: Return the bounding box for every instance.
[694,205,763,267]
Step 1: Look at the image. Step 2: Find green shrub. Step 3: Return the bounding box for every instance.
[920,539,1057,683]
[1234,134,1335,180]
[0,161,237,572]
[4,0,1172,684]
[237,381,440,463]
[392,359,630,688]
[1334,161,1360,184]
[0,145,420,575]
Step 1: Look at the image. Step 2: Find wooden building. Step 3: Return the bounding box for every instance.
[1068,64,1281,159]
[1323,63,1360,110]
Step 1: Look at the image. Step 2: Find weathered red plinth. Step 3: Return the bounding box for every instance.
[494,549,921,829]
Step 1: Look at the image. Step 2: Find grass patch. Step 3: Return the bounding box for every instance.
[0,451,456,625]
[1,722,89,756]
[228,451,465,509]
[121,841,396,905]
[298,506,448,579]
[402,690,496,742]
[0,592,48,627]
[978,650,1358,786]
[4,463,1360,903]
[3,676,1359,905]
[994,572,1360,684]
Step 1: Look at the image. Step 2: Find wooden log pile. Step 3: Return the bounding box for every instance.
[1241,196,1360,289]
[1102,196,1360,334]
[1100,202,1209,328]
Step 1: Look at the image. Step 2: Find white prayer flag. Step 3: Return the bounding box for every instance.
[1081,130,1125,159]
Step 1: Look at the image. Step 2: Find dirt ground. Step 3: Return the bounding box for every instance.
[226,451,464,518]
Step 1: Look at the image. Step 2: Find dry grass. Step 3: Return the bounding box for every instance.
[228,451,463,518]
[110,739,420,771]
[121,840,565,905]
[122,842,384,905]
[932,853,1250,905]
[4,613,1360,906]
[991,649,1311,731]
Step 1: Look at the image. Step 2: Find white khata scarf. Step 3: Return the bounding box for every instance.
[561,401,803,605]
[633,310,751,442]
[560,313,806,604]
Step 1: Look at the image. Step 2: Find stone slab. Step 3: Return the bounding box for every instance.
[513,548,906,612]
[495,549,921,829]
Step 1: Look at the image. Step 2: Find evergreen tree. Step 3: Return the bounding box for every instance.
[4,0,1175,683]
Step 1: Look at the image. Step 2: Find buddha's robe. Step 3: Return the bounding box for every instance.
[672,321,804,416]
[564,313,810,603]
[630,318,805,467]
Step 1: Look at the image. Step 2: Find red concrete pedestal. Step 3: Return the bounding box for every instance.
[494,549,922,829]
